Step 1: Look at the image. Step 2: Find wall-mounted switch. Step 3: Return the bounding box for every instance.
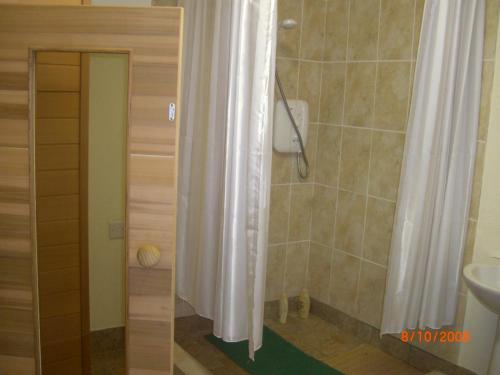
[109,221,124,240]
[169,102,176,121]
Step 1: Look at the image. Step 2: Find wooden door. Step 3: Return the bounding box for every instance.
[0,5,182,375]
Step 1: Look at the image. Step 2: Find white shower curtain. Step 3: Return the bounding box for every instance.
[381,0,484,334]
[176,0,276,357]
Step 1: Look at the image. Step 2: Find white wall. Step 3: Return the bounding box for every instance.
[88,53,128,331]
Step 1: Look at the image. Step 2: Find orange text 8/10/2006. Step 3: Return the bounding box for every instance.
[401,330,471,344]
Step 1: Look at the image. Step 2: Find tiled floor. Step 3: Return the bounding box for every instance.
[91,349,125,375]
[175,313,423,375]
[90,327,126,375]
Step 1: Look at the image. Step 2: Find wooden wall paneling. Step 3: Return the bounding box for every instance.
[35,50,84,374]
[0,49,34,372]
[40,337,81,365]
[0,5,182,374]
[39,313,81,344]
[79,51,90,375]
[0,0,81,4]
[0,119,29,148]
[35,144,79,170]
[36,195,79,221]
[37,51,81,65]
[37,244,80,271]
[37,220,79,247]
[36,170,79,197]
[36,92,80,118]
[35,119,79,144]
[42,356,82,375]
[35,64,80,91]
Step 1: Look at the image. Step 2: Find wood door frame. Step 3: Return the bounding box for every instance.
[33,47,132,375]
[32,47,130,375]
[32,50,95,374]
[0,5,182,374]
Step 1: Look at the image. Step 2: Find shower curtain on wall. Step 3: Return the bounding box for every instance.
[176,0,277,357]
[381,0,485,334]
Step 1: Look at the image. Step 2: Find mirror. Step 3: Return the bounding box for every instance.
[34,51,128,375]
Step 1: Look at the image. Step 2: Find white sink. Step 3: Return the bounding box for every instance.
[463,261,500,314]
[463,260,500,375]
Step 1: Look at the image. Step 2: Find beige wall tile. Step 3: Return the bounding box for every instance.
[320,63,346,124]
[269,185,291,244]
[300,0,327,60]
[292,123,318,183]
[479,61,494,141]
[339,127,371,193]
[285,241,309,296]
[470,141,485,219]
[347,0,380,60]
[311,184,337,246]
[298,61,323,122]
[288,184,314,241]
[413,0,424,59]
[463,219,477,267]
[357,261,387,328]
[344,62,377,127]
[276,58,299,100]
[374,62,411,131]
[408,62,416,112]
[266,245,286,301]
[308,242,332,303]
[378,0,414,60]
[277,0,303,58]
[363,197,395,265]
[315,125,341,186]
[329,250,360,315]
[271,150,292,184]
[368,131,405,201]
[334,190,366,255]
[484,0,500,59]
[269,0,497,347]
[325,0,349,61]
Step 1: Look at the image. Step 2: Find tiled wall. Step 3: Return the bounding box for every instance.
[267,0,322,301]
[267,0,500,364]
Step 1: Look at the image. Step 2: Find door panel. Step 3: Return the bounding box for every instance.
[0,5,182,374]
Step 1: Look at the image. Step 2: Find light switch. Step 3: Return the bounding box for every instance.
[109,221,124,240]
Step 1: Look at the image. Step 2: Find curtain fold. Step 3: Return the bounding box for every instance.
[381,0,485,334]
[176,0,276,357]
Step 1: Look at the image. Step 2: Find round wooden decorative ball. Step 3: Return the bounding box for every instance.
[137,244,161,268]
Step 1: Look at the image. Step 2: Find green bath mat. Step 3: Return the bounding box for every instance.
[205,326,343,375]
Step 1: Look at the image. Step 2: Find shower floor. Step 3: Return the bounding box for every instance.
[174,313,423,375]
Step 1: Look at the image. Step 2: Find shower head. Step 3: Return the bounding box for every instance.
[279,19,297,30]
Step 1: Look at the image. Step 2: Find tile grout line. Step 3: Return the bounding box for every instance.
[277,55,416,64]
[281,0,307,298]
[405,0,418,132]
[306,0,330,294]
[326,0,351,308]
[269,239,312,248]
[311,240,389,269]
[353,0,383,318]
[314,122,407,134]
[271,182,397,203]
